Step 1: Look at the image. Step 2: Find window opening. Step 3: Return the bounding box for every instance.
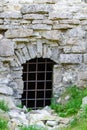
[21,58,54,109]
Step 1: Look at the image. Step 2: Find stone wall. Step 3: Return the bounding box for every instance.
[0,0,87,106]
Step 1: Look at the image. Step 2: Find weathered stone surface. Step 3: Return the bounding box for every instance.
[84,54,87,63]
[21,4,53,14]
[34,0,57,3]
[53,24,74,30]
[42,30,62,41]
[22,46,30,61]
[49,11,73,20]
[27,44,36,59]
[32,20,53,24]
[31,24,52,30]
[78,72,87,81]
[0,6,3,13]
[19,0,33,4]
[63,44,87,53]
[0,84,13,96]
[60,54,82,64]
[0,11,22,19]
[0,0,87,108]
[0,19,3,24]
[23,14,45,20]
[0,39,14,56]
[5,28,33,38]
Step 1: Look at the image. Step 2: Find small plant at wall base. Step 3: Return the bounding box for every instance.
[50,85,87,117]
[0,100,9,112]
[0,117,9,130]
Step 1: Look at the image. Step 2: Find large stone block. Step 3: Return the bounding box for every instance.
[31,24,52,30]
[42,30,62,41]
[49,11,73,20]
[23,14,45,20]
[34,0,57,3]
[0,11,22,19]
[5,28,33,38]
[32,20,53,24]
[78,72,87,81]
[63,44,86,53]
[21,4,53,14]
[84,54,87,63]
[0,39,14,56]
[60,54,82,64]
[0,84,13,96]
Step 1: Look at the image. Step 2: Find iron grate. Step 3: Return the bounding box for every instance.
[21,58,54,109]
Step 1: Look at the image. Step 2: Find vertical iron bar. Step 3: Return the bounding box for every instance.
[35,58,38,109]
[44,59,47,107]
[26,62,28,107]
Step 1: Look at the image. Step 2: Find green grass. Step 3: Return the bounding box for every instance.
[59,118,87,130]
[0,100,9,112]
[20,125,47,130]
[0,117,9,130]
[50,85,87,117]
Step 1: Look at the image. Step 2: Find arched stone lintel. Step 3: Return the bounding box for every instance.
[13,43,59,68]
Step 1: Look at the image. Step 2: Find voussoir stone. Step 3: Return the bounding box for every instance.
[5,28,33,38]
[21,4,53,14]
[0,39,14,56]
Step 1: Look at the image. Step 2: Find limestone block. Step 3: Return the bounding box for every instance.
[78,72,87,81]
[59,19,80,25]
[27,44,36,59]
[0,39,14,56]
[14,55,22,66]
[53,24,74,30]
[21,4,53,14]
[23,14,45,20]
[63,45,86,53]
[0,25,11,30]
[0,11,22,19]
[15,50,24,64]
[43,44,53,58]
[84,54,87,63]
[0,19,3,24]
[34,0,57,3]
[37,41,42,57]
[42,30,62,41]
[22,46,30,61]
[5,28,33,38]
[53,65,62,85]
[0,84,13,96]
[0,6,3,12]
[49,11,73,20]
[32,20,53,24]
[19,0,33,4]
[60,54,82,64]
[0,34,3,39]
[31,24,52,30]
[74,13,87,20]
[14,79,23,91]
[66,27,86,38]
[51,46,59,63]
